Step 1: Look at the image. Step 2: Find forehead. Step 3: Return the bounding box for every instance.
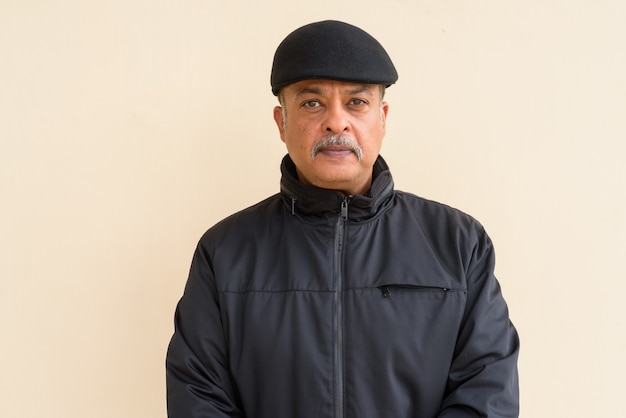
[283,79,379,98]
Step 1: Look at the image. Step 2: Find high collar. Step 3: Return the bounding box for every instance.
[279,154,395,221]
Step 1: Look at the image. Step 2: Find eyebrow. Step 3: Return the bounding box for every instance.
[346,86,375,96]
[295,86,323,97]
[294,84,375,97]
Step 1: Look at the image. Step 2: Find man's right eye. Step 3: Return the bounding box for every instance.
[302,100,320,108]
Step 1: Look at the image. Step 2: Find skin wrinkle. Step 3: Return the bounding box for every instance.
[274,80,389,195]
[277,85,386,129]
[278,90,367,162]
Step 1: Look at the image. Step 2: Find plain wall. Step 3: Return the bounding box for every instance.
[1,1,624,417]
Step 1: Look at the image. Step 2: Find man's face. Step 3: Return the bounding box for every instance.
[273,80,389,196]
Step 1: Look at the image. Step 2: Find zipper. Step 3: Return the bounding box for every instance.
[379,284,455,298]
[334,197,349,418]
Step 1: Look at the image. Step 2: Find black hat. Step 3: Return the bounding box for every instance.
[270,20,398,96]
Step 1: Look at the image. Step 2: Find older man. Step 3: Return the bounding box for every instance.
[166,20,519,418]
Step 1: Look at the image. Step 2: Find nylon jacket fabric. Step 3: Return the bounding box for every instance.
[166,155,520,418]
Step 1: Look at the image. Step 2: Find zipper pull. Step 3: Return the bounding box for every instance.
[381,286,391,298]
[340,198,348,221]
[291,196,297,215]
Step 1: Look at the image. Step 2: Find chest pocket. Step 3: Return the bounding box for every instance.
[378,284,463,299]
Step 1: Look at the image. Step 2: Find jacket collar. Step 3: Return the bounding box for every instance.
[279,154,395,221]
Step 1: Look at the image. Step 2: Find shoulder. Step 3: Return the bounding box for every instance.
[198,194,284,248]
[390,190,492,262]
[393,190,484,234]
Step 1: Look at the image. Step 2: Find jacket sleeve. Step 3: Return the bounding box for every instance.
[166,241,244,418]
[439,227,520,417]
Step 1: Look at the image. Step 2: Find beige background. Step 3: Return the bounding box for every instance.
[1,1,624,417]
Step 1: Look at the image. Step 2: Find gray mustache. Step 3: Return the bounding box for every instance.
[311,134,363,161]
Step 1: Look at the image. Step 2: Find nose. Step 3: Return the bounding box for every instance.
[323,102,349,134]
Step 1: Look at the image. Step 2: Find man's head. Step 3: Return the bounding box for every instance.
[271,21,397,196]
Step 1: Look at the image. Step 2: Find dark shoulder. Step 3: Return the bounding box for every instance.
[392,190,486,238]
[198,193,284,247]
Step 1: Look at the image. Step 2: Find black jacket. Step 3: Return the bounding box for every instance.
[166,155,519,417]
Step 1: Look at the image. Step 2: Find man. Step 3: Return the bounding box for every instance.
[166,20,519,418]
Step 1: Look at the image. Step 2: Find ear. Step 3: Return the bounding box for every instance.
[273,106,286,142]
[380,101,390,129]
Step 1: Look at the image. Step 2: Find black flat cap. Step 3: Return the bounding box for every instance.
[270,20,398,96]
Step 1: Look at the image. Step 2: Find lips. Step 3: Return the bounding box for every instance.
[319,145,354,153]
[315,145,356,161]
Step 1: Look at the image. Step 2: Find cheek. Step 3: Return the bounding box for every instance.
[287,124,315,147]
[283,129,312,158]
[359,120,385,145]
[296,122,312,138]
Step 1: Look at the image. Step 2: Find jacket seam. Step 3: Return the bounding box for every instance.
[218,289,334,294]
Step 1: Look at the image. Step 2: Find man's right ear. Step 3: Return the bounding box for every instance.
[273,106,286,141]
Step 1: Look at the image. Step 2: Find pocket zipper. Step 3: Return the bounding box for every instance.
[379,284,453,298]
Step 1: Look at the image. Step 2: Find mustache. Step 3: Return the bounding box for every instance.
[311,134,363,161]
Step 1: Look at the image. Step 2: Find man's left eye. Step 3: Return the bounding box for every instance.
[350,99,366,105]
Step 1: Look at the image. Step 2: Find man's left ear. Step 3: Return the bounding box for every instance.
[381,102,389,127]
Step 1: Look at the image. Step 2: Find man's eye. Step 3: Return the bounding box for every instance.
[303,100,320,108]
[350,99,367,105]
